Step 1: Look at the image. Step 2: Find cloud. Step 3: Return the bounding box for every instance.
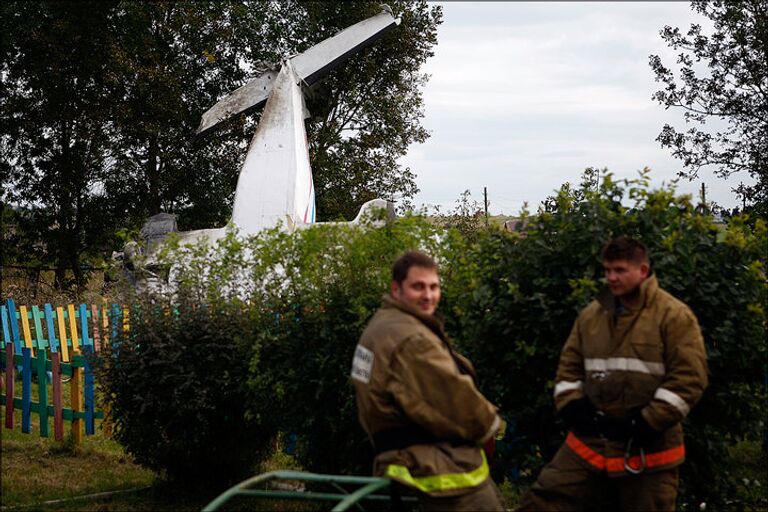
[402,2,749,214]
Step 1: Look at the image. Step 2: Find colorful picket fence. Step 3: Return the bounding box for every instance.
[0,299,129,443]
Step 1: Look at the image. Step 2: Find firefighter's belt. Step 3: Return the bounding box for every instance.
[384,449,490,493]
[566,432,685,474]
[372,425,454,454]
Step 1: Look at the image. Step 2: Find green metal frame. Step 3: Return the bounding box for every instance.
[202,470,416,512]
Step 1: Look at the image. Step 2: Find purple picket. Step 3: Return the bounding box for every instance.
[21,347,31,433]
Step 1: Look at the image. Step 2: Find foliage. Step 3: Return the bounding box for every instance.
[0,1,121,288]
[1,1,441,288]
[649,0,768,218]
[429,189,489,242]
[295,1,442,221]
[108,172,764,507]
[156,211,449,475]
[94,297,272,485]
[444,168,767,509]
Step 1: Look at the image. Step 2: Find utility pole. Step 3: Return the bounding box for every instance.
[484,187,489,229]
[699,182,708,214]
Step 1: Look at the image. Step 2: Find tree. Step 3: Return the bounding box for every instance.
[649,0,767,218]
[263,1,441,221]
[1,1,441,289]
[104,2,270,231]
[0,1,119,288]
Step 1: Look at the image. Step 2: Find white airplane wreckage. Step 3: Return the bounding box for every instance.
[123,7,401,292]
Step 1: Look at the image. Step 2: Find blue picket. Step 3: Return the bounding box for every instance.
[83,346,95,435]
[1,305,10,346]
[111,304,120,341]
[44,304,59,353]
[7,299,22,354]
[32,305,47,350]
[79,304,92,348]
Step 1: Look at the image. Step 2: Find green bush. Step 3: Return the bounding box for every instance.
[95,297,274,485]
[242,215,450,475]
[105,171,765,509]
[443,169,767,509]
[147,213,450,476]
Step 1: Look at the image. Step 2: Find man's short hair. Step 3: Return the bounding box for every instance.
[601,236,649,265]
[392,250,438,284]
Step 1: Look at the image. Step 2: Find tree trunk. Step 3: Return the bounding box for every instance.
[147,134,161,215]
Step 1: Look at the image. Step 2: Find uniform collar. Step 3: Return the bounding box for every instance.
[381,295,477,382]
[598,273,658,313]
[381,294,449,343]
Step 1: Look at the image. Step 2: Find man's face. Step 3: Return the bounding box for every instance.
[603,259,649,297]
[391,265,441,315]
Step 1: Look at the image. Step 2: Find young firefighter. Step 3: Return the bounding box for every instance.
[519,236,708,511]
[351,250,506,511]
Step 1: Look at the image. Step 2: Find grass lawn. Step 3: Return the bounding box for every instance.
[0,409,242,511]
[2,374,764,512]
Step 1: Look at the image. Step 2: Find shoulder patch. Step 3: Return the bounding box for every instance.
[351,344,374,384]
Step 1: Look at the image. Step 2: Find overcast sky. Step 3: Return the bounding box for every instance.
[401,2,752,215]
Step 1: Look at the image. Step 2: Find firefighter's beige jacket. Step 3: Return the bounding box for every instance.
[554,274,708,475]
[351,295,501,496]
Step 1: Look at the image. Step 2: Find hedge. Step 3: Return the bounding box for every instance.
[102,170,766,508]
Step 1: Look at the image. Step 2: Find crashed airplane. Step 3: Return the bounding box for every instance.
[128,7,401,288]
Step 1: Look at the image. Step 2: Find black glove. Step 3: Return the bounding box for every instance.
[628,408,659,444]
[597,414,631,442]
[559,398,600,436]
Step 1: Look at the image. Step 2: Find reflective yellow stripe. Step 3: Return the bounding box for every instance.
[384,449,489,493]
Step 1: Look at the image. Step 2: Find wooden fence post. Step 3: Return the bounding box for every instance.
[56,306,70,363]
[67,304,80,354]
[52,352,64,441]
[19,306,33,353]
[21,347,31,433]
[44,304,59,354]
[83,346,95,435]
[37,349,49,438]
[91,304,101,352]
[6,299,22,354]
[4,343,14,429]
[71,362,83,444]
[32,306,46,351]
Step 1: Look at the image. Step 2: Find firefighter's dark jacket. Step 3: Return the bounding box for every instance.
[351,295,501,496]
[554,274,708,475]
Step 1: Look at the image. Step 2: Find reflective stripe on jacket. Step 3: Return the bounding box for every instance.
[566,432,685,474]
[553,274,707,475]
[384,450,490,493]
[351,295,501,496]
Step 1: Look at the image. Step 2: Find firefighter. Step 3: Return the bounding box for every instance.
[518,236,708,511]
[351,250,506,511]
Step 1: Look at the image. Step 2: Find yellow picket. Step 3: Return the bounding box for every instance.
[123,305,130,333]
[56,306,70,362]
[19,305,34,353]
[67,304,80,354]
